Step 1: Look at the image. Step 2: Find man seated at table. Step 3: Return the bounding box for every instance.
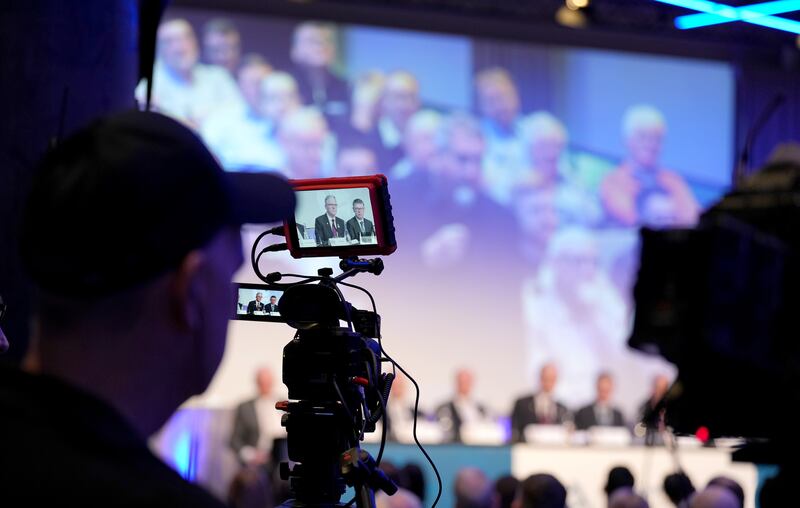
[247,292,266,314]
[510,362,570,442]
[346,198,375,242]
[314,195,346,246]
[266,295,279,314]
[435,368,490,443]
[574,371,626,430]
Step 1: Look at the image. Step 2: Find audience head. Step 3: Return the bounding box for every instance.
[605,466,635,498]
[255,367,274,397]
[381,71,421,130]
[689,486,739,508]
[434,112,485,184]
[520,112,568,183]
[202,18,241,73]
[706,477,744,508]
[455,467,493,508]
[539,363,558,394]
[403,109,443,171]
[608,488,649,508]
[596,371,615,403]
[291,22,337,69]
[663,472,696,506]
[402,463,426,503]
[157,18,200,77]
[622,104,666,170]
[512,187,560,247]
[0,293,7,353]
[456,368,475,398]
[278,107,328,178]
[19,111,294,438]
[350,70,386,132]
[260,71,301,123]
[514,473,567,508]
[376,487,422,508]
[337,144,377,177]
[493,475,519,508]
[475,67,521,130]
[236,54,272,113]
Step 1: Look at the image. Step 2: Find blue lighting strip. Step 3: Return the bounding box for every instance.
[675,0,800,28]
[653,0,800,33]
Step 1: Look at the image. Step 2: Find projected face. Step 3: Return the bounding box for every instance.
[628,125,665,170]
[260,73,300,122]
[477,75,520,129]
[337,147,377,177]
[204,30,241,72]
[439,124,485,183]
[381,72,421,129]
[292,24,336,68]
[514,189,559,244]
[157,19,199,75]
[324,196,338,217]
[238,62,271,112]
[279,109,328,179]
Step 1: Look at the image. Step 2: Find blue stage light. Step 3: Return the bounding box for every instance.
[653,0,800,34]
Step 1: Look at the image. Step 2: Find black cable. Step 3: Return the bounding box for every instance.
[332,376,360,445]
[336,281,443,508]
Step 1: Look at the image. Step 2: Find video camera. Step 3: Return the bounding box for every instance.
[235,175,402,508]
[629,157,800,461]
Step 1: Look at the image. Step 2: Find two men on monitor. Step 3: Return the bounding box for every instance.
[313,195,373,246]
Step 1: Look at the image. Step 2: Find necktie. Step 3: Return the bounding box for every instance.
[331,220,337,236]
[359,221,365,234]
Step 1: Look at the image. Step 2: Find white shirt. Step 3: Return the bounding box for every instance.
[201,105,285,171]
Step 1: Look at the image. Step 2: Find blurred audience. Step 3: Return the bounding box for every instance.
[512,186,561,272]
[349,71,386,134]
[455,467,494,508]
[202,18,242,74]
[510,363,570,442]
[401,463,426,503]
[436,368,491,443]
[574,371,627,430]
[514,473,567,508]
[600,105,699,227]
[373,71,422,170]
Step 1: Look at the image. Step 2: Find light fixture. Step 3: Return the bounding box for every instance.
[654,0,800,34]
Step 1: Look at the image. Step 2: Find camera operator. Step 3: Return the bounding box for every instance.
[0,111,294,505]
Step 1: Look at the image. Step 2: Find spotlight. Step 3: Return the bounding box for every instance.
[566,0,590,10]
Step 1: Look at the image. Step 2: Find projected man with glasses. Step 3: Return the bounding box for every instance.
[314,194,346,246]
[346,198,374,243]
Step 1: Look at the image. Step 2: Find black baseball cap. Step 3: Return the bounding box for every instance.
[20,110,296,297]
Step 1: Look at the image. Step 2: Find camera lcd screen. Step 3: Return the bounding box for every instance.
[294,187,377,248]
[284,175,397,258]
[233,284,284,322]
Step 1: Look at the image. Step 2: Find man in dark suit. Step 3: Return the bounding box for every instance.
[247,292,265,314]
[266,295,279,314]
[230,367,283,465]
[314,195,346,246]
[435,368,489,443]
[574,372,626,430]
[345,198,375,242]
[510,363,570,442]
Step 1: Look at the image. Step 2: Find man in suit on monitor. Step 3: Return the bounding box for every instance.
[345,198,374,242]
[314,195,346,246]
[247,292,266,314]
[266,295,279,314]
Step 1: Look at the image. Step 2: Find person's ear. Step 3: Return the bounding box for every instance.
[170,250,206,332]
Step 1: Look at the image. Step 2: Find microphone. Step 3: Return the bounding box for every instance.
[735,93,786,186]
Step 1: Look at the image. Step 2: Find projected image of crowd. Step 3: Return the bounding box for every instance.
[142,15,707,436]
